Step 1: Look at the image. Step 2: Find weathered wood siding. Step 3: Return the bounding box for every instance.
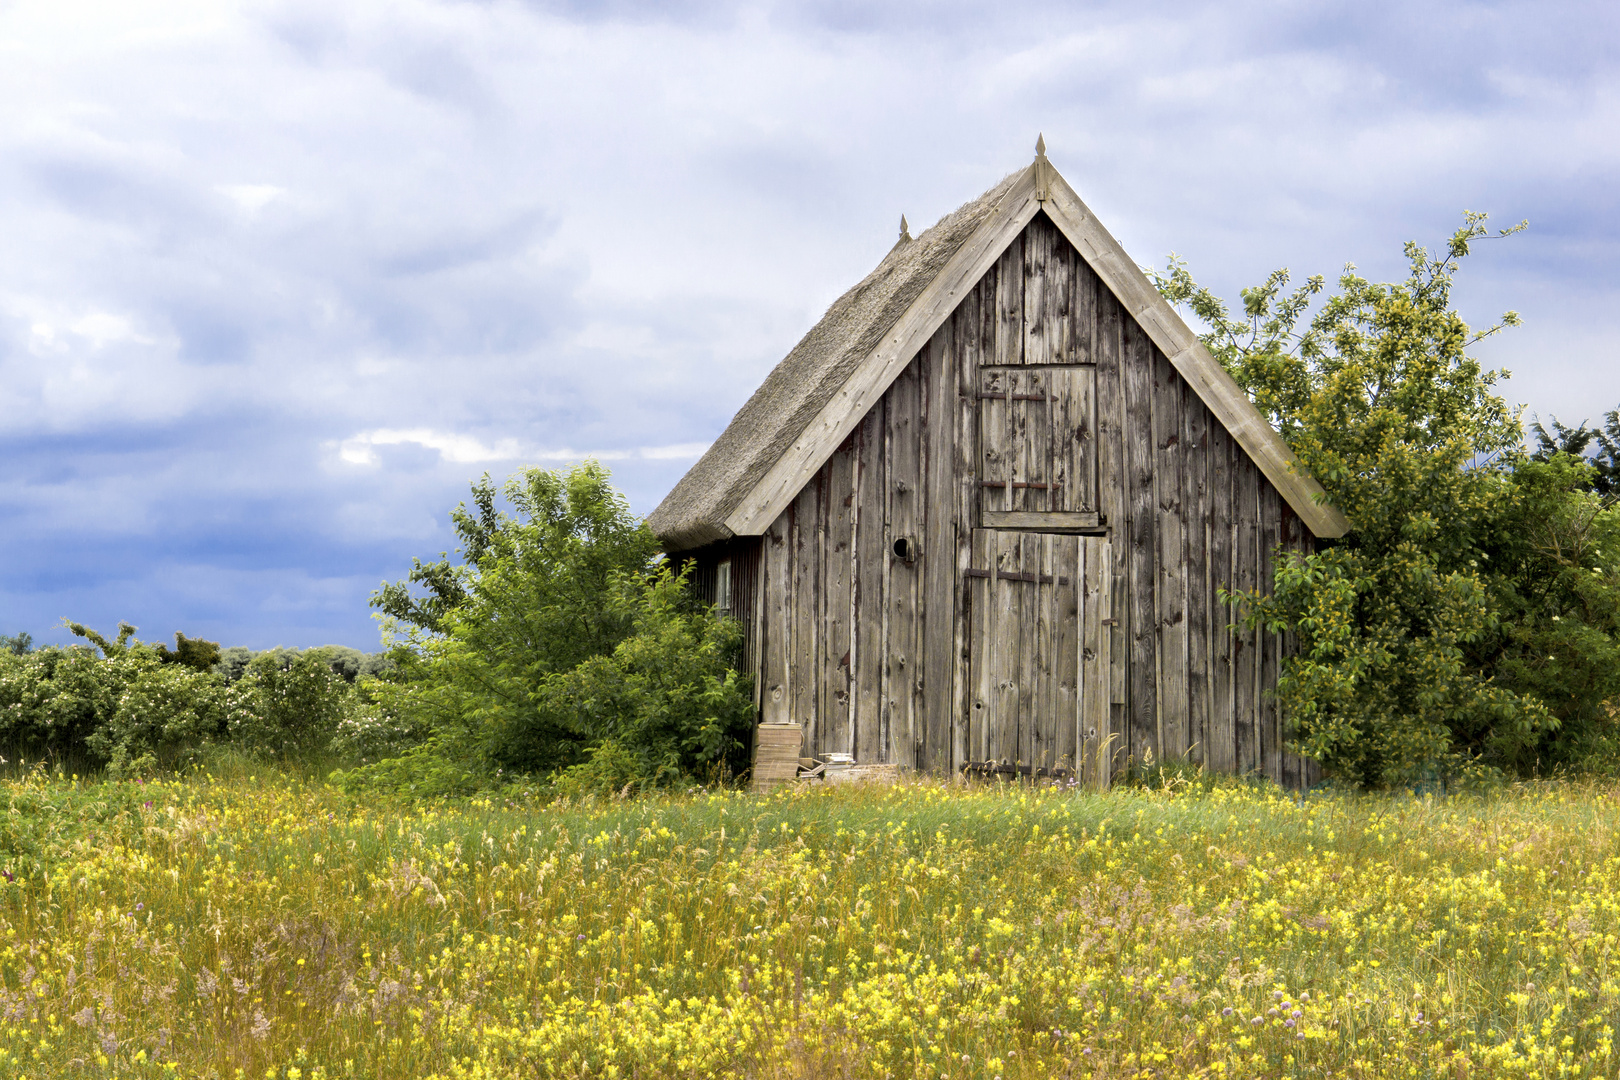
[739,212,1318,787]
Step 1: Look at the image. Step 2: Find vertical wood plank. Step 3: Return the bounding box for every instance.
[885,356,923,769]
[1207,423,1236,774]
[792,481,820,751]
[952,288,982,775]
[760,511,792,726]
[994,235,1024,367]
[1080,537,1112,786]
[1056,366,1097,513]
[1067,226,1095,365]
[1048,216,1076,364]
[1258,481,1282,786]
[979,367,1009,515]
[1018,534,1042,767]
[1010,369,1050,512]
[1184,394,1211,766]
[744,539,764,713]
[1123,320,1158,769]
[1053,534,1081,774]
[1233,452,1260,775]
[923,320,961,773]
[854,404,886,763]
[1153,348,1189,764]
[822,438,855,757]
[969,527,992,764]
[1048,367,1072,514]
[1022,216,1052,366]
[991,533,1021,764]
[1094,282,1129,747]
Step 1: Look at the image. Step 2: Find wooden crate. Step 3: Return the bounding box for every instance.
[751,724,803,792]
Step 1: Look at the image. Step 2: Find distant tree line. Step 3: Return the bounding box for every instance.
[0,625,399,776]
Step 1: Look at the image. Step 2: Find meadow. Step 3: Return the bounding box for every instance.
[1,770,1617,1080]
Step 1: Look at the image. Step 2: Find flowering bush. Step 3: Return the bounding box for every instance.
[224,651,356,757]
[85,663,227,776]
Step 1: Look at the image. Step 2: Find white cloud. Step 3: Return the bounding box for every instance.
[216,183,287,214]
[336,428,526,466]
[334,429,711,467]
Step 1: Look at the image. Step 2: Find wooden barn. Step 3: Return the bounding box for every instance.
[647,141,1349,788]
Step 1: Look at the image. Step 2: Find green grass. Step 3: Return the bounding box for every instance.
[1,769,1617,1078]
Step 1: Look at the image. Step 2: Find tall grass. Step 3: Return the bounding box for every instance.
[2,769,1617,1078]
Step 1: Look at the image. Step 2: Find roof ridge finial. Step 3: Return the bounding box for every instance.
[1035,133,1047,160]
[899,214,911,242]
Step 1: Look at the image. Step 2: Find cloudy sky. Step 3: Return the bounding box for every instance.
[2,0,1616,650]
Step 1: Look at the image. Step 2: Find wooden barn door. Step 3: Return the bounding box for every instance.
[967,531,1112,786]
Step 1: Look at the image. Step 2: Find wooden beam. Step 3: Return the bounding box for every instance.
[724,167,1045,538]
[981,510,1100,531]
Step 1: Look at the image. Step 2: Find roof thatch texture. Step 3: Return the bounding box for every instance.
[648,171,1023,552]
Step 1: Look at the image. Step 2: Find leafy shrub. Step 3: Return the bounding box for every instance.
[225,651,356,757]
[0,644,129,760]
[539,569,755,795]
[1483,455,1620,769]
[328,681,429,763]
[340,463,753,797]
[213,644,393,683]
[0,622,370,772]
[86,663,227,776]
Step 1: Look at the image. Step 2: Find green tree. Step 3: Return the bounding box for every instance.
[1482,455,1620,769]
[1528,408,1620,497]
[1155,213,1552,785]
[537,568,755,793]
[345,462,751,796]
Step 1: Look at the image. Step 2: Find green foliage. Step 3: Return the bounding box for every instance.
[343,462,751,797]
[1156,213,1560,785]
[85,663,228,777]
[0,632,31,656]
[1528,409,1620,497]
[369,476,502,634]
[0,644,134,760]
[1483,455,1620,769]
[366,462,660,776]
[543,569,755,795]
[213,644,393,683]
[225,651,357,758]
[0,622,372,774]
[155,632,222,673]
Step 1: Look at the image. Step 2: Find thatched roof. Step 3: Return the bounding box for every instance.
[647,171,1024,552]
